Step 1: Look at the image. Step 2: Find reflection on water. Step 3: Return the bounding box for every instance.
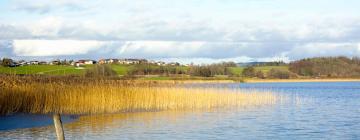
[1,82,360,139]
[0,109,258,140]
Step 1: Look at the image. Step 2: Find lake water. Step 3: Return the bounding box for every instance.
[1,82,360,140]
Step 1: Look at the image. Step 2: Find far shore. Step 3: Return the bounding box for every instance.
[244,78,360,83]
[137,78,360,84]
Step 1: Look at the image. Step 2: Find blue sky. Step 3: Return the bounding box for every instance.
[1,0,360,63]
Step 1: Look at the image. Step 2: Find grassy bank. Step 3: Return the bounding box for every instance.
[0,75,277,115]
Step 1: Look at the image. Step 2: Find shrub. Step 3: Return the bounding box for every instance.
[267,68,292,79]
[242,67,256,77]
[85,65,117,77]
[256,71,265,79]
[188,62,236,77]
[128,64,186,76]
[1,58,13,67]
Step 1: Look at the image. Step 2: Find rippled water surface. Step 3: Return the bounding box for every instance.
[1,82,360,140]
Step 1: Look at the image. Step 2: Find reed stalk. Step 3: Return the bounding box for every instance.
[0,75,277,115]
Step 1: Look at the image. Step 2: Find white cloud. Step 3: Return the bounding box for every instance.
[287,43,360,59]
[13,40,104,56]
[2,1,360,62]
[8,39,360,63]
[118,41,205,58]
[12,0,91,14]
[31,17,64,37]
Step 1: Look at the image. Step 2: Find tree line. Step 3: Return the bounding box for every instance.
[127,62,237,77]
[289,56,360,78]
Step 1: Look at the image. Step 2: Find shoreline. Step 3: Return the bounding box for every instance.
[244,78,360,83]
[138,78,360,84]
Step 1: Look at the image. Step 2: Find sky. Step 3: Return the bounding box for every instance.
[1,0,360,64]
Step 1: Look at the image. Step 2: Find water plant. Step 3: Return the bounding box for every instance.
[0,75,277,115]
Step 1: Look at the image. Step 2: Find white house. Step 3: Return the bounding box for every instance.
[84,60,96,65]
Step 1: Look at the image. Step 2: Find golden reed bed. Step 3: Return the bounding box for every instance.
[0,75,277,115]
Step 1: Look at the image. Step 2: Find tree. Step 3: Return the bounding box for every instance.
[61,59,68,65]
[289,56,360,78]
[85,65,117,77]
[256,71,265,79]
[1,58,13,67]
[267,68,291,79]
[242,67,256,77]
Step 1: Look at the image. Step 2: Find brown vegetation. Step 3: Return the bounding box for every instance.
[188,62,236,77]
[85,65,118,77]
[289,56,360,78]
[0,75,277,115]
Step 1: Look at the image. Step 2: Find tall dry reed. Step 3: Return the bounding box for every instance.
[0,75,277,115]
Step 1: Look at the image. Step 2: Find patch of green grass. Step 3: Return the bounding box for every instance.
[110,64,130,75]
[228,67,244,76]
[176,66,189,71]
[0,65,87,75]
[43,68,86,75]
[255,66,289,73]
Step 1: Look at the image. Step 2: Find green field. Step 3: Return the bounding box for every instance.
[255,66,289,73]
[0,65,289,78]
[0,65,86,75]
[110,64,130,75]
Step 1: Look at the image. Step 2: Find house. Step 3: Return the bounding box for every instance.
[122,59,147,64]
[157,61,166,66]
[30,61,39,65]
[84,60,97,65]
[75,60,86,67]
[74,60,96,67]
[39,61,48,65]
[50,60,60,65]
[98,58,149,65]
[18,60,27,66]
[168,62,180,66]
[99,59,118,64]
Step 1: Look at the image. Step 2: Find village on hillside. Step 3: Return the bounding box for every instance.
[0,58,183,67]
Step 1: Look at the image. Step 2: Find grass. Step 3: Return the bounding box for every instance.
[110,64,129,75]
[0,64,184,77]
[0,65,86,75]
[0,75,277,115]
[228,67,245,76]
[255,66,289,73]
[0,65,290,81]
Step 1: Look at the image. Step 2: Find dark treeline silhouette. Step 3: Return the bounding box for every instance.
[289,56,360,78]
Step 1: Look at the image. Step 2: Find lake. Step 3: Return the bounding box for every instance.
[1,82,360,139]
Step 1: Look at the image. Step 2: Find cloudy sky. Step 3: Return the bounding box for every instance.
[1,0,360,63]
